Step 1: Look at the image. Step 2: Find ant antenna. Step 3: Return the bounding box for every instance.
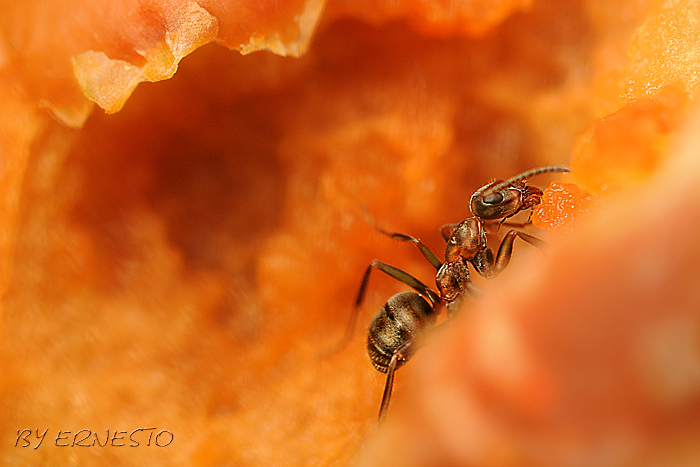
[478,166,570,197]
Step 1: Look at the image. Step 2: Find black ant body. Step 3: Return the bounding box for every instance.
[345,166,570,422]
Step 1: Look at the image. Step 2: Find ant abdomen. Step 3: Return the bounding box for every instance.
[367,291,436,373]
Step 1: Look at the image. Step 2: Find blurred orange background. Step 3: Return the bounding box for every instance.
[1,0,700,466]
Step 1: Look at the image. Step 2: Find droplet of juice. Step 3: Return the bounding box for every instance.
[533,182,600,231]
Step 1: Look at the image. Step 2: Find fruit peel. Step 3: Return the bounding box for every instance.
[72,1,218,113]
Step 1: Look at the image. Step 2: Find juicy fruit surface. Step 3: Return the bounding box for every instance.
[533,182,601,232]
[2,0,700,466]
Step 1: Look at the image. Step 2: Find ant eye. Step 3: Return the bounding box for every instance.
[482,192,504,205]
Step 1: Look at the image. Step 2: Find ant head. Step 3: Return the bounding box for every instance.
[470,181,524,220]
[470,166,571,220]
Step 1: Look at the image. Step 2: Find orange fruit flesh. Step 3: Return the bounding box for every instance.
[532,182,602,232]
[2,0,700,466]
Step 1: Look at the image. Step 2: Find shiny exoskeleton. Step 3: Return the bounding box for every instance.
[436,168,567,314]
[365,291,437,417]
[346,166,570,422]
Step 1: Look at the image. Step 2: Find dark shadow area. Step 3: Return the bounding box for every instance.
[66,46,295,291]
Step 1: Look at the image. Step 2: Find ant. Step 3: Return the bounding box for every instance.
[343,166,570,422]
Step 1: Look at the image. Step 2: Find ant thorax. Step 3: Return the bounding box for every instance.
[444,218,486,262]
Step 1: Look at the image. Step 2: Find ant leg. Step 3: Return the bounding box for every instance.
[373,227,442,271]
[378,340,413,422]
[440,223,460,242]
[335,261,440,353]
[473,230,545,278]
[484,218,532,233]
[361,211,442,270]
[357,261,440,309]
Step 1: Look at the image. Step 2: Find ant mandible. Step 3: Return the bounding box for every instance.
[344,165,570,422]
